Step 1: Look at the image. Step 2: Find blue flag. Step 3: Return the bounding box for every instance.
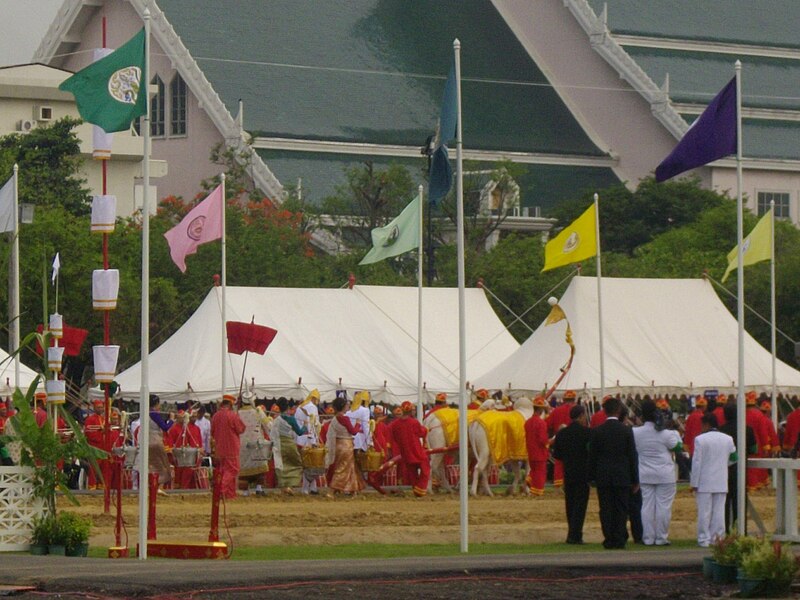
[655,77,737,182]
[429,64,457,206]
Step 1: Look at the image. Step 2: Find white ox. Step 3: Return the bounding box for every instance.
[423,408,459,493]
[469,397,533,496]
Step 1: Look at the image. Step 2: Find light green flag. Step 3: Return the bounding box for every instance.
[59,28,147,133]
[359,192,421,265]
[721,208,773,282]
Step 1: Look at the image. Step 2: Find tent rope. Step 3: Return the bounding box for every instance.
[705,273,797,344]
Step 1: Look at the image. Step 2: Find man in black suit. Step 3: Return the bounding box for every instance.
[719,402,757,532]
[588,397,640,549]
[551,404,591,544]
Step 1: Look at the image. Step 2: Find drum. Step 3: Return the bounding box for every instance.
[301,446,327,468]
[123,446,138,468]
[356,449,383,472]
[246,438,273,462]
[173,447,199,467]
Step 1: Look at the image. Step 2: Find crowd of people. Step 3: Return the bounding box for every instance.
[2,384,800,550]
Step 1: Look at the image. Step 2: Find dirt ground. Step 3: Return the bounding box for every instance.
[70,484,777,549]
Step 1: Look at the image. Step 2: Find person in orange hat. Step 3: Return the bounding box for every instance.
[167,409,203,489]
[386,401,430,496]
[591,396,613,428]
[33,392,48,428]
[210,395,246,499]
[424,392,448,420]
[759,399,779,458]
[683,396,707,456]
[0,401,9,436]
[525,396,550,497]
[547,391,576,488]
[712,394,727,427]
[83,398,108,490]
[371,405,391,458]
[745,391,770,490]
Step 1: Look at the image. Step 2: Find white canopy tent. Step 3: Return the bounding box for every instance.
[115,285,519,404]
[475,276,800,397]
[0,348,41,396]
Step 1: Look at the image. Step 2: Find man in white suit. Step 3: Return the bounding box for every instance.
[690,413,737,547]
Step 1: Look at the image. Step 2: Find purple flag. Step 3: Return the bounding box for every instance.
[655,77,737,182]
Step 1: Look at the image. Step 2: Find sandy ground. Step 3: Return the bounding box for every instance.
[66,485,778,549]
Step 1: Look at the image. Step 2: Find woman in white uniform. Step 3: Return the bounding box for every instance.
[632,399,682,546]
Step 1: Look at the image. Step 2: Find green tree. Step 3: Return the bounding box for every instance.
[0,117,90,215]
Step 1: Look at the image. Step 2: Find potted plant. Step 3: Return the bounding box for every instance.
[60,511,92,557]
[709,532,739,583]
[29,514,54,555]
[739,540,798,598]
[47,514,67,555]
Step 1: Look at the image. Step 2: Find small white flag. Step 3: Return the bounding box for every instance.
[0,174,14,234]
[51,252,60,285]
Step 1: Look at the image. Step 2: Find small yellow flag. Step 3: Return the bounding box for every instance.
[722,208,773,282]
[542,203,597,272]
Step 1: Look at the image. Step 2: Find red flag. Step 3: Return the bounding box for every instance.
[36,323,89,357]
[226,321,278,355]
[163,184,223,273]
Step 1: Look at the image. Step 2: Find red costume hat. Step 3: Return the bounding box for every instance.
[532,395,547,408]
[563,390,576,400]
[695,397,708,407]
[401,401,414,414]
[435,392,447,404]
[475,389,489,400]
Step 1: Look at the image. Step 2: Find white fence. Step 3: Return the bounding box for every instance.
[0,467,45,551]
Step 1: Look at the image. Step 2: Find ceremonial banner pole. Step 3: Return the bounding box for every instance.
[735,61,747,537]
[138,7,152,560]
[453,38,468,554]
[594,192,605,403]
[221,173,227,399]
[417,184,424,422]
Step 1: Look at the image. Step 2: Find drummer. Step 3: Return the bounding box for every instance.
[295,389,321,496]
[83,398,107,490]
[167,410,203,489]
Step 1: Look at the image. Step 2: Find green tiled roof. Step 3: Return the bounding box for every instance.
[255,149,618,213]
[625,47,800,111]
[587,0,800,49]
[157,0,606,155]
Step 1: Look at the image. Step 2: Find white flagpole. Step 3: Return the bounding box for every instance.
[11,164,19,389]
[453,38,468,554]
[770,201,777,489]
[221,173,227,399]
[735,60,746,537]
[416,184,424,423]
[138,8,152,560]
[594,193,605,403]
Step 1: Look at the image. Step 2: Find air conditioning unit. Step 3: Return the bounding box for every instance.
[16,119,35,133]
[34,105,53,122]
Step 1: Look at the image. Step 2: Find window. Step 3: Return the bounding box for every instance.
[150,75,165,137]
[170,74,187,135]
[757,191,790,219]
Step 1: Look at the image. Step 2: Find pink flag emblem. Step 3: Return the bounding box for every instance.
[163,184,223,273]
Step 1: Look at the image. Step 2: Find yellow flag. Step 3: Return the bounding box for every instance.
[722,208,772,282]
[542,203,597,272]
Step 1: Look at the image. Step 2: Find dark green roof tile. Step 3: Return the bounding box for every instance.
[158,0,605,155]
[587,0,800,49]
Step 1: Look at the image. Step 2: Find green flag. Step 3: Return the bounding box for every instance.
[59,28,147,133]
[359,192,421,265]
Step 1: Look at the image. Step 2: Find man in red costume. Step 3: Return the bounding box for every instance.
[34,392,48,428]
[424,393,448,420]
[525,395,550,496]
[759,400,779,457]
[371,405,391,457]
[0,402,9,435]
[683,396,707,456]
[210,395,246,499]
[387,401,430,497]
[83,398,107,490]
[168,410,203,489]
[591,396,612,428]
[712,394,727,427]
[547,390,576,487]
[745,392,771,491]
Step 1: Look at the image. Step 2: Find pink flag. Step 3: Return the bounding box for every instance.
[164,184,223,273]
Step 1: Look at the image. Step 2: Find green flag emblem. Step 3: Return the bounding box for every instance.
[59,28,147,133]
